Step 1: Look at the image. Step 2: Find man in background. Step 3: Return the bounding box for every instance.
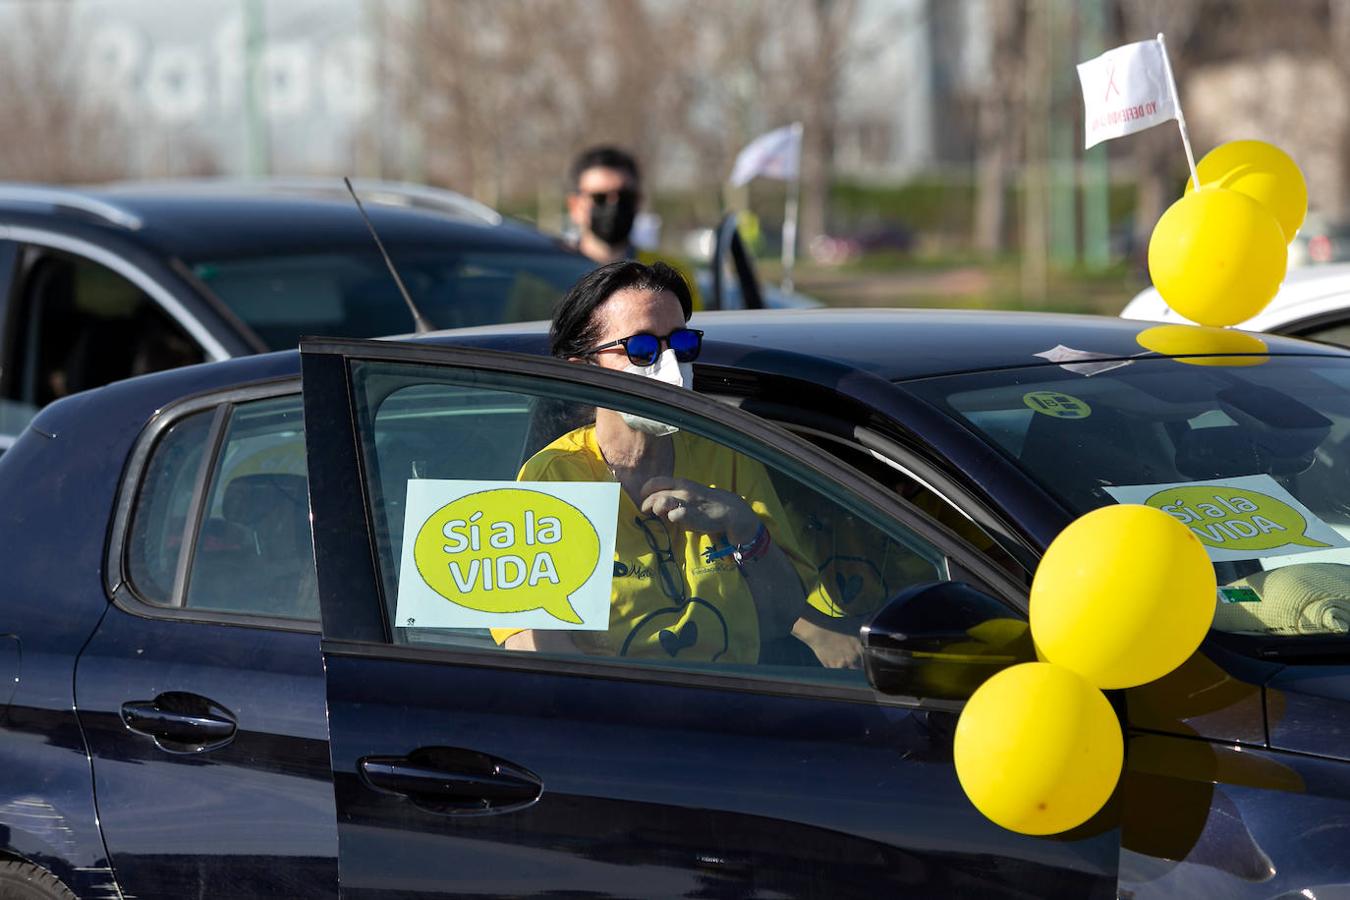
[567,146,702,308]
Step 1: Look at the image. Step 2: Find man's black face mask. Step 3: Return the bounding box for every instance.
[589,190,638,245]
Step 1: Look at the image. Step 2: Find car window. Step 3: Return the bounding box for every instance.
[1293,320,1350,348]
[192,249,595,350]
[784,427,1027,580]
[126,393,316,621]
[184,395,315,619]
[907,356,1350,642]
[345,360,989,685]
[126,411,215,605]
[12,250,205,407]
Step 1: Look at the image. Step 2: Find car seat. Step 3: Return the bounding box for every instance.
[516,397,594,472]
[198,473,318,619]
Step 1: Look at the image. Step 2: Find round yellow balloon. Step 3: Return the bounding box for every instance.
[1136,324,1268,367]
[1031,504,1216,689]
[1148,187,1287,327]
[954,662,1123,835]
[1185,140,1307,242]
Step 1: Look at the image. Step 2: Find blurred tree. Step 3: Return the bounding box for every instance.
[972,0,1025,255]
[0,3,128,181]
[388,0,863,245]
[1117,0,1202,255]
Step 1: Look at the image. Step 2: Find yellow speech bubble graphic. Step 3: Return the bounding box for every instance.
[1145,485,1328,552]
[413,488,601,624]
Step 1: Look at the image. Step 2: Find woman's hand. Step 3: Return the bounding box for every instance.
[639,476,760,542]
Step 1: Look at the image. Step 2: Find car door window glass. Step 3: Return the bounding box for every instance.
[13,251,205,407]
[184,395,315,619]
[1295,321,1350,348]
[126,411,215,606]
[349,360,965,683]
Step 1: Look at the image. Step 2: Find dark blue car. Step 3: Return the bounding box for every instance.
[2,308,1349,899]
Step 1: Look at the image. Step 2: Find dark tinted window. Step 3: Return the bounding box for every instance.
[185,395,315,619]
[1294,321,1350,348]
[126,394,315,621]
[126,412,214,605]
[193,249,595,349]
[14,251,205,407]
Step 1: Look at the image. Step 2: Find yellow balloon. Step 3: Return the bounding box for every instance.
[1031,504,1216,689]
[1148,187,1287,327]
[954,662,1122,835]
[1136,324,1269,367]
[1185,140,1307,242]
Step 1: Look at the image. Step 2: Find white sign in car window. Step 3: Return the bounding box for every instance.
[1105,474,1349,562]
[395,480,620,630]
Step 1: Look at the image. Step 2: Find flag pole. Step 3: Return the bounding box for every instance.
[1156,32,1200,191]
[781,122,803,294]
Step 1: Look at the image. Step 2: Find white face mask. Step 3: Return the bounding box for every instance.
[618,348,692,436]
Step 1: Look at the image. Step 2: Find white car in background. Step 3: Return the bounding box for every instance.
[1121,262,1350,346]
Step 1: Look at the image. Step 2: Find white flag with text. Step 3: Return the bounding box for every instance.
[1077,39,1178,149]
[729,123,802,186]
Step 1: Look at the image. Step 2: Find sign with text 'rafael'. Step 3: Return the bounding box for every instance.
[1077,39,1178,149]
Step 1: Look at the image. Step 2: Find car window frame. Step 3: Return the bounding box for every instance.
[301,337,1030,711]
[105,376,320,634]
[706,379,1039,581]
[7,229,230,362]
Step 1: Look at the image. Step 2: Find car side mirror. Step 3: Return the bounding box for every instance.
[860,581,1035,701]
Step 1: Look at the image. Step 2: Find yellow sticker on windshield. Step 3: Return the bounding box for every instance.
[396,481,619,630]
[1023,391,1091,419]
[1105,475,1349,562]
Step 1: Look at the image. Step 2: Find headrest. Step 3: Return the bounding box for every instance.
[222,473,309,526]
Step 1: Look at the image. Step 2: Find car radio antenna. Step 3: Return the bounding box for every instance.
[343,177,435,334]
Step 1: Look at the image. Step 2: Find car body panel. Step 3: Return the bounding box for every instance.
[299,339,1119,898]
[75,613,336,899]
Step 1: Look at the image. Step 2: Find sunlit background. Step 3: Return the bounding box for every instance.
[0,0,1336,312]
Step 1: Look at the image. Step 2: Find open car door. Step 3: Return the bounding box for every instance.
[300,336,1119,898]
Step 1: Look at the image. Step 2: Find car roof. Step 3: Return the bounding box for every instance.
[0,179,576,262]
[435,307,1350,382]
[1121,262,1350,331]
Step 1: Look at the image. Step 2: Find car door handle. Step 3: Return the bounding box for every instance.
[121,694,237,750]
[359,747,543,814]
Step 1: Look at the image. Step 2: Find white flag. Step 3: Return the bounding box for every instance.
[729,123,802,187]
[1077,39,1178,149]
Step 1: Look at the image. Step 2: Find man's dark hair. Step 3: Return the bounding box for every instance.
[550,261,692,358]
[569,145,641,191]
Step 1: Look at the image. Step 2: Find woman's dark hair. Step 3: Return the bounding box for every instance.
[550,260,693,358]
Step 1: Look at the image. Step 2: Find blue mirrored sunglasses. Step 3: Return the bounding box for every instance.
[584,328,703,367]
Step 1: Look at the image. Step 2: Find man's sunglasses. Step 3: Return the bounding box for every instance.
[584,328,704,367]
[587,189,638,206]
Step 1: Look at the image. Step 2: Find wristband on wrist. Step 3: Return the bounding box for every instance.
[703,521,771,569]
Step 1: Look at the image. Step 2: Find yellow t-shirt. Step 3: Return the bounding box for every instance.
[493,425,812,662]
[779,482,941,620]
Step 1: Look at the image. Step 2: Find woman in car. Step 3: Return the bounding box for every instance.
[494,261,861,666]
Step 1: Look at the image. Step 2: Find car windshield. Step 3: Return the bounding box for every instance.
[907,354,1350,639]
[191,249,595,350]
